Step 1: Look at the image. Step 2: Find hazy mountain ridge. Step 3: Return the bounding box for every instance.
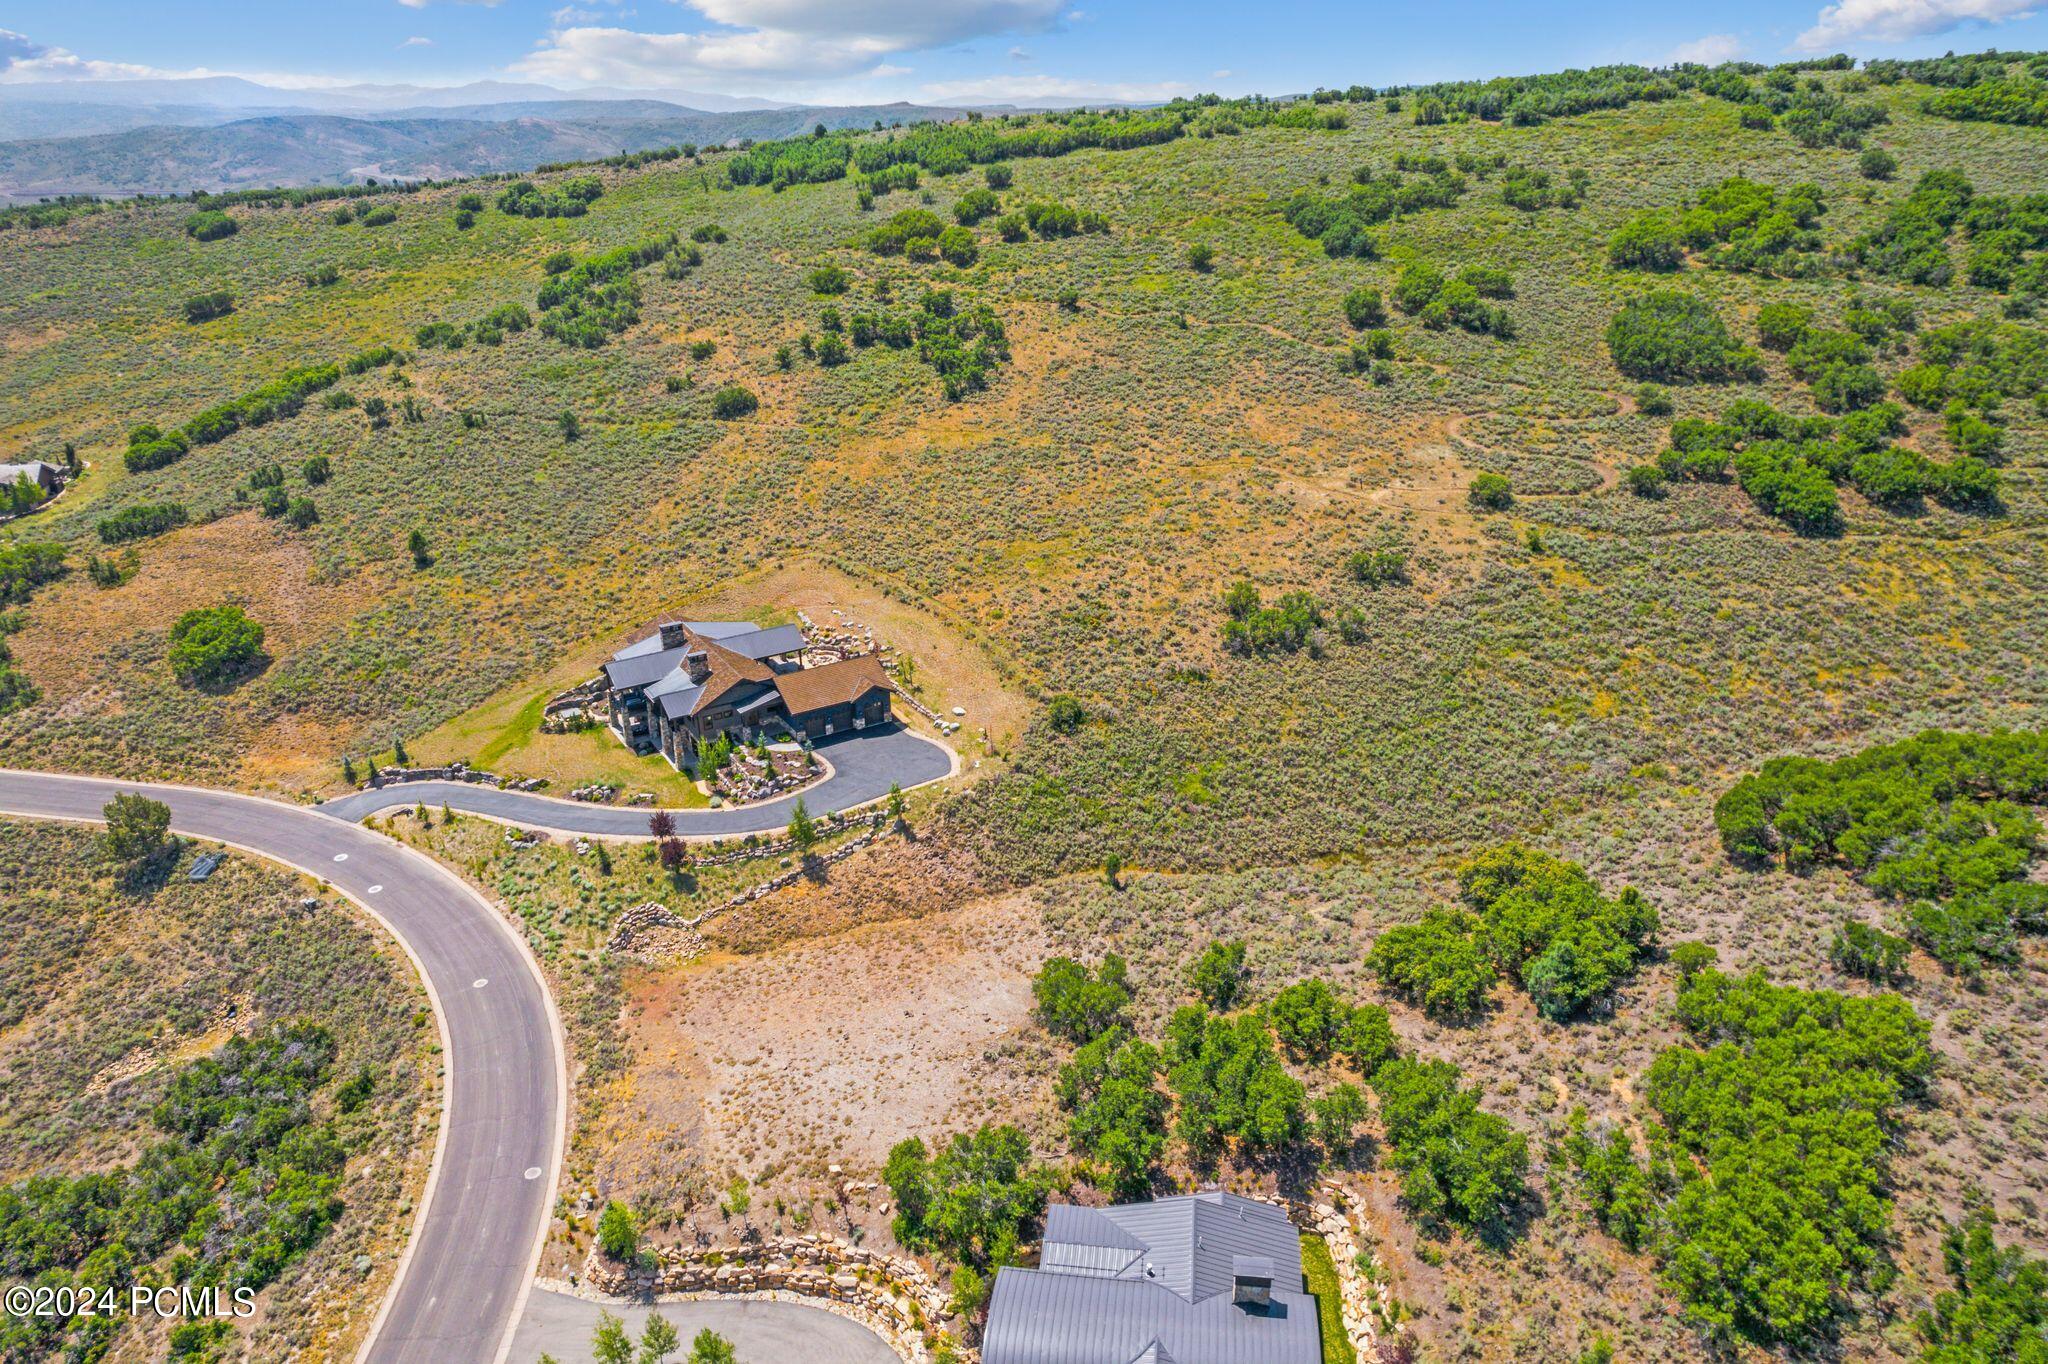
[0,102,973,197]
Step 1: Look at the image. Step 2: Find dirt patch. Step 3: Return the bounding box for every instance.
[703,830,996,953]
[587,887,1052,1232]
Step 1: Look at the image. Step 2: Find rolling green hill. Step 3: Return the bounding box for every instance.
[4,50,2048,1363]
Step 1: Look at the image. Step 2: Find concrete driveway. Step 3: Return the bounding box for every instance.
[509,1287,901,1363]
[318,724,954,837]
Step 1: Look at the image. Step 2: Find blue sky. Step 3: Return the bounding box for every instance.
[4,0,2048,104]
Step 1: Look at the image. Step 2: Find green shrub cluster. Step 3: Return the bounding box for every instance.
[1220,580,1325,656]
[882,1125,1050,1269]
[854,109,1184,177]
[911,289,1009,399]
[1916,1208,2048,1361]
[95,502,188,544]
[1281,166,1468,258]
[1021,201,1109,239]
[1714,730,2048,972]
[1605,291,1763,383]
[121,346,395,476]
[1904,318,2048,462]
[168,605,265,686]
[183,290,234,323]
[1392,262,1515,337]
[1162,1004,1307,1158]
[858,162,920,200]
[1375,1058,1530,1229]
[414,302,531,350]
[1500,163,1588,211]
[1055,1027,1166,1196]
[1609,178,1826,277]
[0,1025,353,1358]
[1269,979,1395,1070]
[1388,62,1690,126]
[1368,846,1654,1019]
[1666,390,1997,525]
[1923,77,2048,126]
[182,210,237,241]
[0,544,64,713]
[1775,89,1889,149]
[1569,969,1932,1344]
[0,544,63,607]
[1031,953,1131,1043]
[864,208,946,255]
[495,175,603,218]
[1851,170,1977,286]
[535,235,679,348]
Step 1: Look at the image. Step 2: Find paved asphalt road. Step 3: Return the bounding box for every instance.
[509,1288,899,1363]
[0,770,562,1364]
[318,724,954,836]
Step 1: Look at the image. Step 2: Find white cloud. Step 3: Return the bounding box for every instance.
[686,0,1061,47]
[0,28,172,81]
[514,0,1064,89]
[1795,0,2037,51]
[400,35,435,47]
[1666,33,1745,65]
[0,29,368,88]
[515,25,896,82]
[918,73,1191,103]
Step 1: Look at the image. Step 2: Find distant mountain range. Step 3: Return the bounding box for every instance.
[0,78,978,198]
[0,75,790,114]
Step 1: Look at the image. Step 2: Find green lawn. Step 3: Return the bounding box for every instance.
[1300,1231,1357,1364]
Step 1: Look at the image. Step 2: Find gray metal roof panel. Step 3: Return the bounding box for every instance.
[981,1266,1318,1364]
[716,624,807,660]
[1046,1204,1150,1253]
[605,645,690,691]
[681,620,759,640]
[654,684,704,720]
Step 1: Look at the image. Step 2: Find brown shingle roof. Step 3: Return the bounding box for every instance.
[686,635,778,716]
[773,655,891,718]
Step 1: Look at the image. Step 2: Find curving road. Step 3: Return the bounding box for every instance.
[0,770,563,1364]
[318,724,955,837]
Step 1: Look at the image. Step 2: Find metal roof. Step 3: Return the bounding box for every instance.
[982,1193,1318,1364]
[653,682,704,720]
[715,624,807,661]
[604,644,691,691]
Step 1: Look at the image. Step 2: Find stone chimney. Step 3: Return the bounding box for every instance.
[658,621,689,649]
[683,650,710,683]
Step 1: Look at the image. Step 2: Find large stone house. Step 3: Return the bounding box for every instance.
[601,620,894,769]
[981,1192,1321,1364]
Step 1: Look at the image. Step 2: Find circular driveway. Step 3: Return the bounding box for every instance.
[317,724,954,837]
[509,1287,900,1363]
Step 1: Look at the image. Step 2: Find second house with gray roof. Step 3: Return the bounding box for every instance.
[981,1191,1324,1364]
